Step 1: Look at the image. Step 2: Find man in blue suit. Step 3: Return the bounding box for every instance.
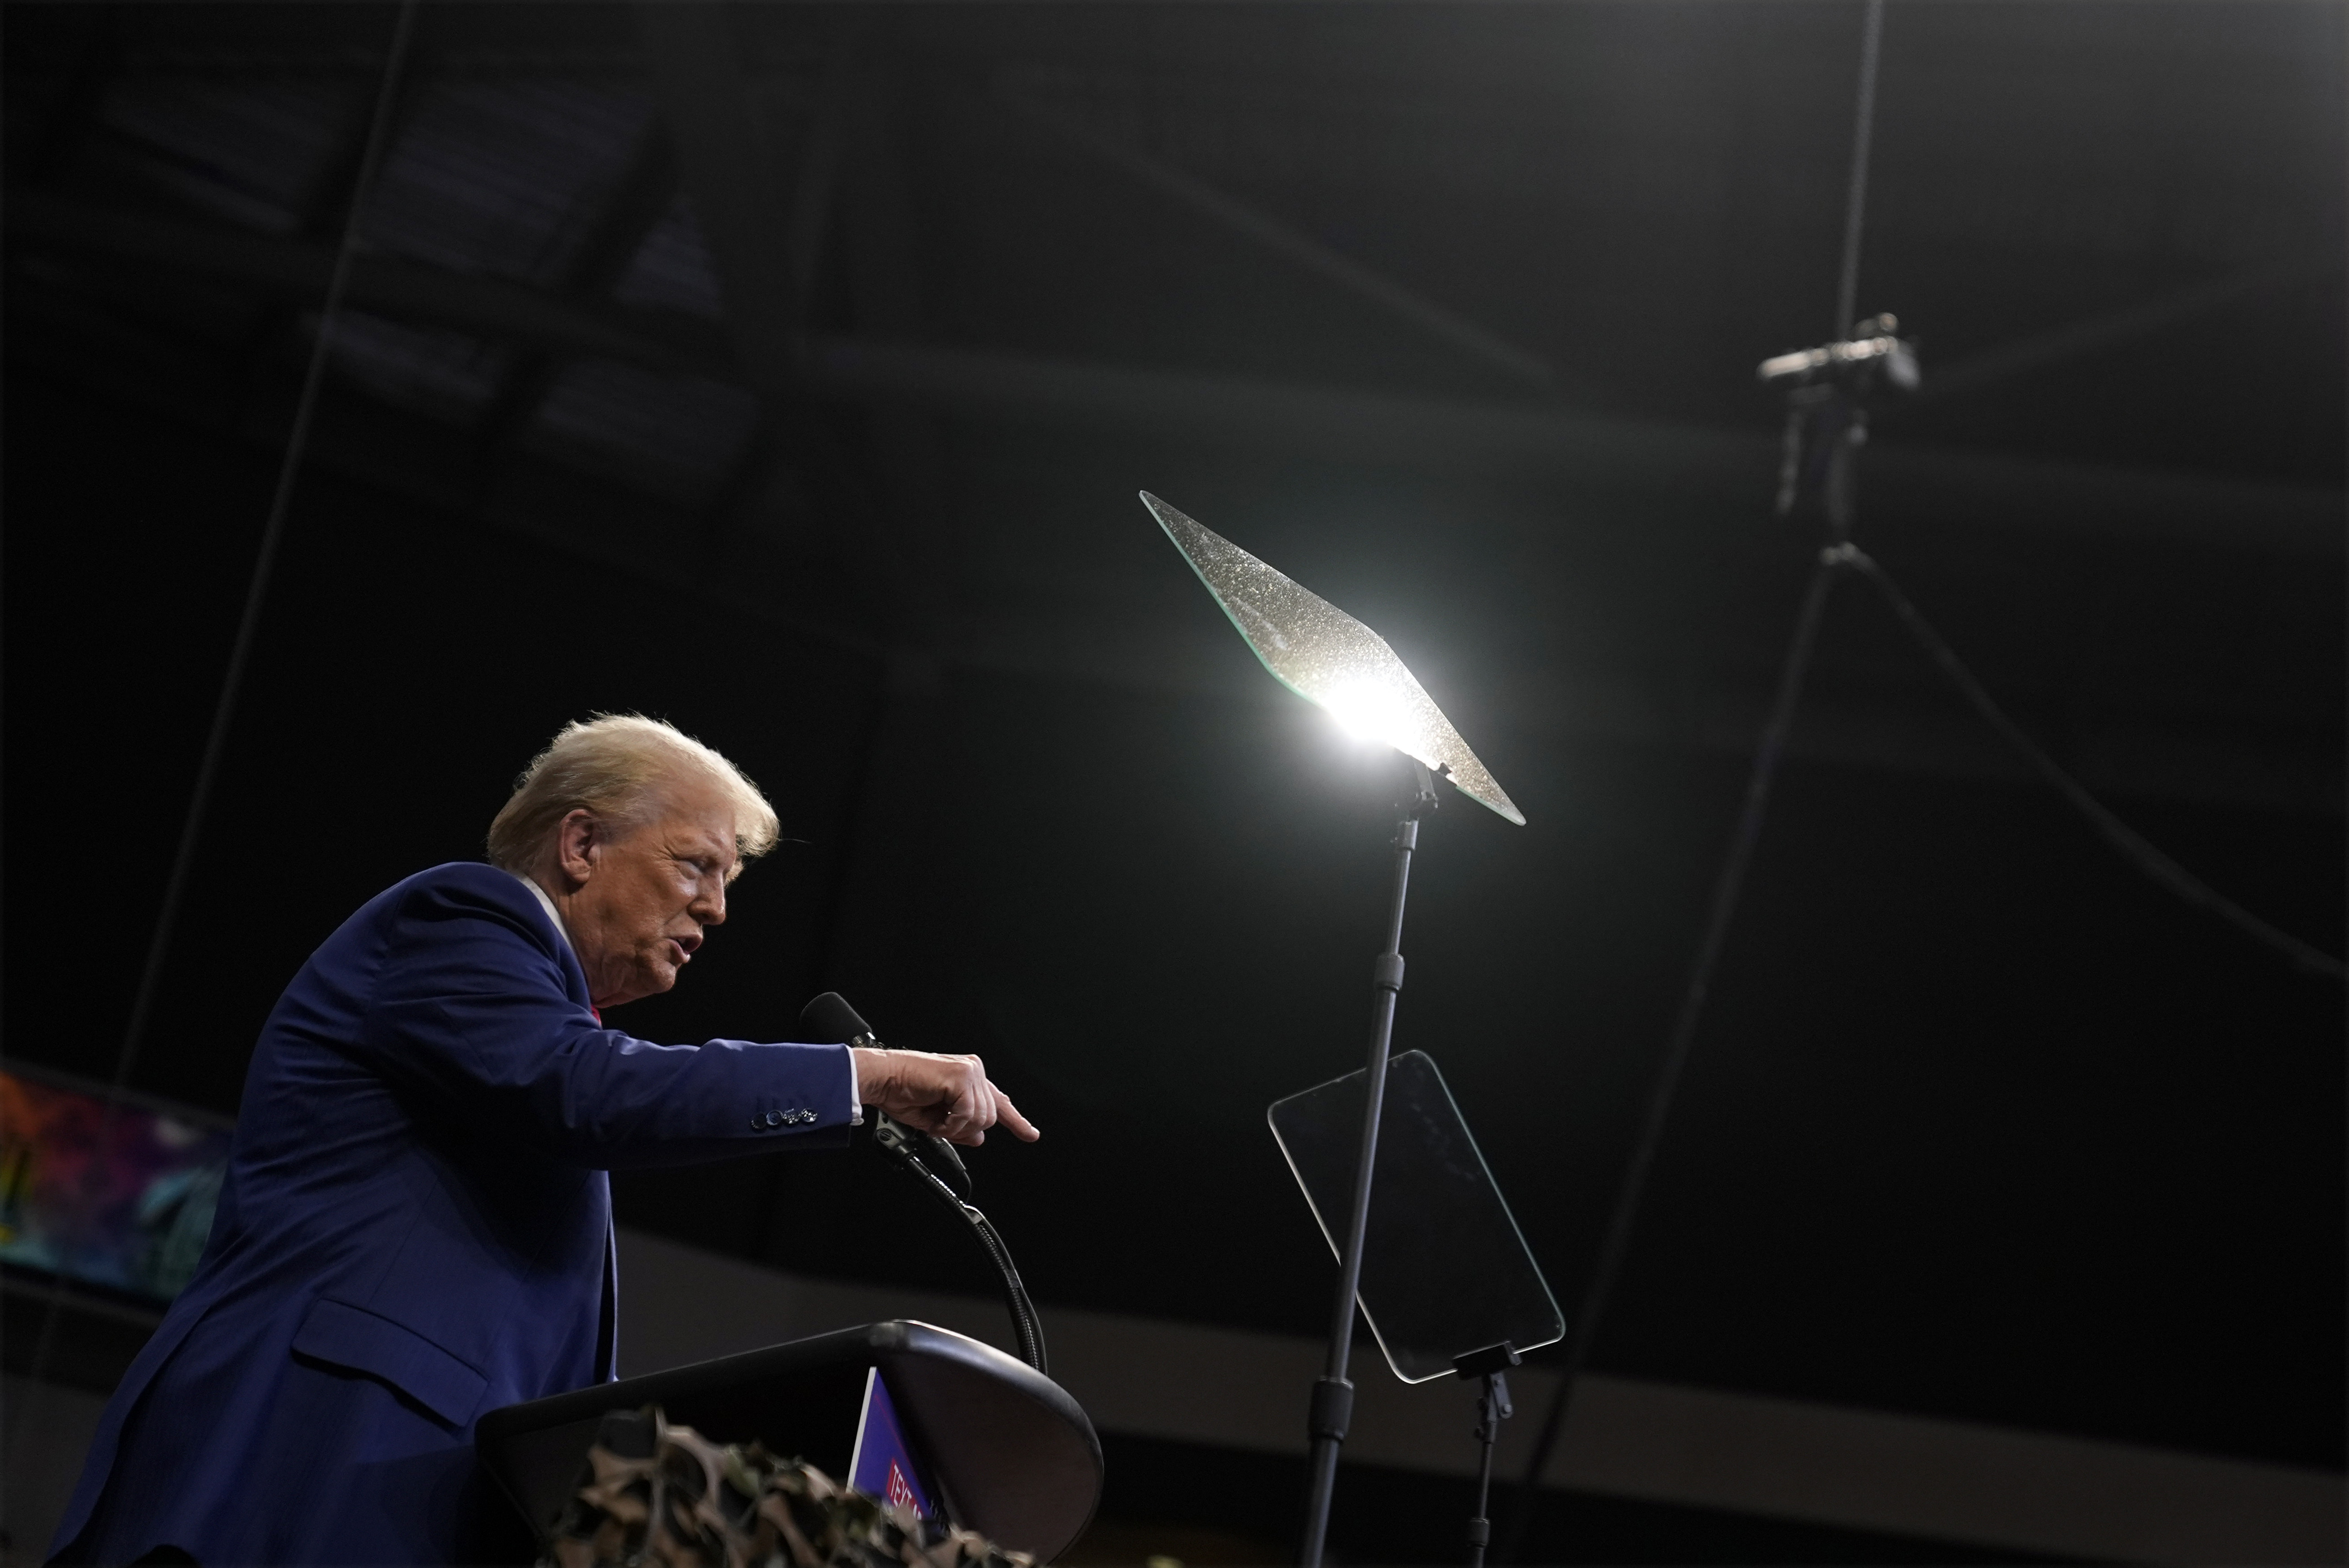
[51,715,1036,1565]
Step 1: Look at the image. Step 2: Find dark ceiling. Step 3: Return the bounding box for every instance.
[4,0,2342,1557]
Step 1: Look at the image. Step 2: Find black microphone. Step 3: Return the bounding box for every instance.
[797,992,973,1199]
[798,990,878,1052]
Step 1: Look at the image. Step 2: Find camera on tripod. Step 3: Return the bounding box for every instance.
[1759,312,1920,526]
[1760,311,1920,392]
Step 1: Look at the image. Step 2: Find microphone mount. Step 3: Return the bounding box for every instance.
[839,1025,971,1200]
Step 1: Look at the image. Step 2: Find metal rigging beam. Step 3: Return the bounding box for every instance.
[11,190,2339,559]
[632,4,807,391]
[7,189,725,372]
[992,77,1576,398]
[11,275,2337,817]
[467,122,685,491]
[1914,258,2340,405]
[1917,257,2340,403]
[633,4,888,576]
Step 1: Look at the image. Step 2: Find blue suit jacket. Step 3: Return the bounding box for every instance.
[52,862,855,1565]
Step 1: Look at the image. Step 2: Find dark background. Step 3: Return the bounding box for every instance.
[4,3,2342,1561]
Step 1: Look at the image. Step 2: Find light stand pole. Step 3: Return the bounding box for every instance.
[1301,755,1440,1567]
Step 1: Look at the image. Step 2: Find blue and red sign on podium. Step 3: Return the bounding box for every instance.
[848,1366,938,1520]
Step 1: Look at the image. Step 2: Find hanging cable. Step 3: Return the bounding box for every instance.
[1497,3,1886,1554]
[1832,544,2346,983]
[14,0,421,1420]
[1498,527,2340,1555]
[1832,0,1886,338]
[112,1,421,1102]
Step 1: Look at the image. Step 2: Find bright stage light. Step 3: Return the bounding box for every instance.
[1321,678,1414,747]
[1141,492,1524,825]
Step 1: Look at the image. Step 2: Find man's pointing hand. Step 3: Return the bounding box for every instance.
[850,1048,1040,1147]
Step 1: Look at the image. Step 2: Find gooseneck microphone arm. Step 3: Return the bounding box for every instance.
[868,1115,1050,1375]
[797,993,1050,1377]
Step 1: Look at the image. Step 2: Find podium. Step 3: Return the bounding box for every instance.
[476,1320,1104,1562]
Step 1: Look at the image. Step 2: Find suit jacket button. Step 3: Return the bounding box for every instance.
[750,1115,765,1131]
[765,1109,784,1128]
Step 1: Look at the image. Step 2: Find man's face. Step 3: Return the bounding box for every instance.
[558,775,740,1010]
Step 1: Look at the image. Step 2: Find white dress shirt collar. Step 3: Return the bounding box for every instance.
[510,870,575,954]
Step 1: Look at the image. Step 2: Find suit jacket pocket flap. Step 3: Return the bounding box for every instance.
[292,1296,488,1426]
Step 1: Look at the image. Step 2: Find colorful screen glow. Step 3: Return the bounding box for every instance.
[0,1068,232,1302]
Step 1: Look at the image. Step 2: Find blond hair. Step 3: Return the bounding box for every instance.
[486,714,780,874]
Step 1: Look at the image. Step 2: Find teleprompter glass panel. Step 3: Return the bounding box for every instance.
[1268,1050,1563,1383]
[1141,492,1525,826]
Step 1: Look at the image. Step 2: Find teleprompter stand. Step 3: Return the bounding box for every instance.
[1138,491,1537,1567]
[1455,1341,1521,1568]
[1299,755,1442,1565]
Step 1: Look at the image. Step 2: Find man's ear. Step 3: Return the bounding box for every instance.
[555,808,601,889]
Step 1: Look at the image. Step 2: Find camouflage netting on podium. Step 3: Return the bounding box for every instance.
[542,1407,1037,1568]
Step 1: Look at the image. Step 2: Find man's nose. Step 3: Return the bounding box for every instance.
[694,882,727,926]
